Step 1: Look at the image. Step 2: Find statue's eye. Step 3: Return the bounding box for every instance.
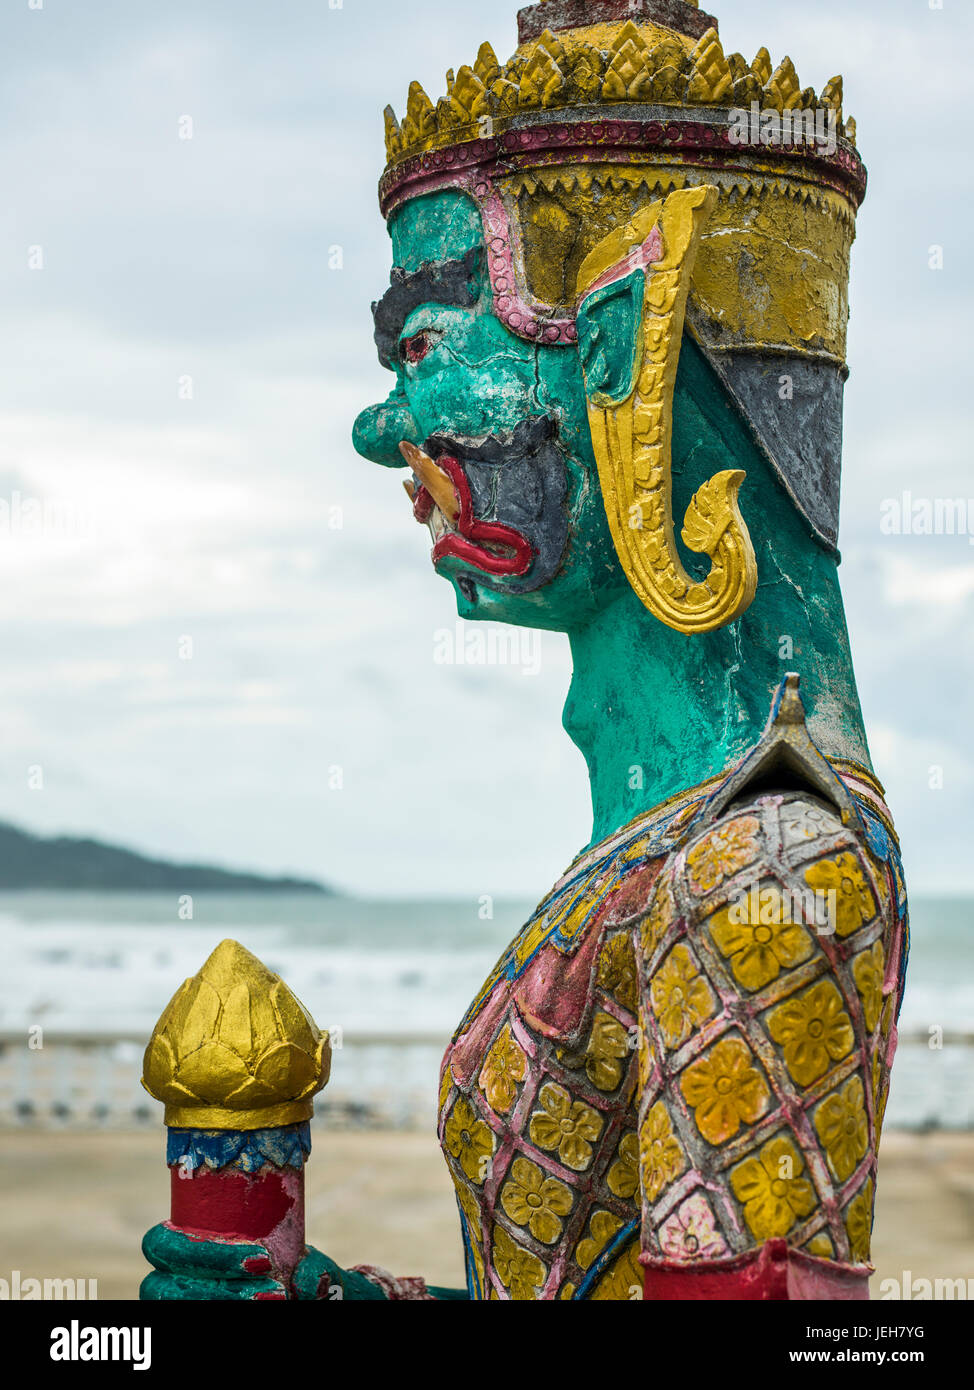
[400,330,436,365]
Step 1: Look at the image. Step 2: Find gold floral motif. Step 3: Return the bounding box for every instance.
[814,1075,869,1182]
[640,879,675,961]
[766,979,855,1087]
[598,931,639,1013]
[558,1281,576,1300]
[589,1238,643,1301]
[709,887,815,991]
[444,1095,495,1185]
[499,1156,573,1245]
[729,1133,817,1240]
[478,1024,527,1115]
[584,1011,631,1092]
[852,941,885,1033]
[493,1224,546,1300]
[575,1209,624,1270]
[529,1082,603,1171]
[845,1179,874,1263]
[686,816,761,895]
[650,944,717,1049]
[804,853,875,938]
[606,1130,639,1200]
[640,1100,687,1201]
[805,1232,834,1258]
[680,1036,771,1145]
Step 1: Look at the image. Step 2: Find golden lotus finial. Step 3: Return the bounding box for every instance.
[142,938,330,1130]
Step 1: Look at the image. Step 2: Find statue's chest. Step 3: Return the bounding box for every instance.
[436,861,664,1299]
[434,788,711,1299]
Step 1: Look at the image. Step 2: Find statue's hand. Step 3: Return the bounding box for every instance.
[140,1223,344,1301]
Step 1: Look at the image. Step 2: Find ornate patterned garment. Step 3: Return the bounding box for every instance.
[438,701,908,1301]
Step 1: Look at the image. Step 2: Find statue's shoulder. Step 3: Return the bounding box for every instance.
[655,785,895,934]
[633,675,907,1011]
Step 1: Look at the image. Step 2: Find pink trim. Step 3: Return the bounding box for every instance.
[641,1239,871,1301]
[379,118,865,350]
[581,221,663,298]
[380,119,866,212]
[478,179,577,344]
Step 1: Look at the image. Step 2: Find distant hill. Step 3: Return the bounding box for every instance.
[0,821,331,892]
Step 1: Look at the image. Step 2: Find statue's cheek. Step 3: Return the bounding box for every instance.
[406,354,544,438]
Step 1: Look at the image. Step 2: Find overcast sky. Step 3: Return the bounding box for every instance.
[0,0,970,897]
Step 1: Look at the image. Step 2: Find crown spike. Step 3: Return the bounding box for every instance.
[750,46,772,86]
[765,56,800,112]
[688,27,731,103]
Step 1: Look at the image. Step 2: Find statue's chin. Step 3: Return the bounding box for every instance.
[453,573,479,608]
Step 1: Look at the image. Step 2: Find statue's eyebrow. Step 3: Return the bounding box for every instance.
[371,246,481,369]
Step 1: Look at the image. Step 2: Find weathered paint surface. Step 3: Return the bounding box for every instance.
[141,0,906,1304]
[353,186,871,844]
[349,0,907,1302]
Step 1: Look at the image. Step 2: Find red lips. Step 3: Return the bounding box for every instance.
[412,453,533,578]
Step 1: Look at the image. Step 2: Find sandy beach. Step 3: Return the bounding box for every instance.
[1,1127,972,1299]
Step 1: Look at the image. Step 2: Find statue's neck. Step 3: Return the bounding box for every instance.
[564,546,872,848]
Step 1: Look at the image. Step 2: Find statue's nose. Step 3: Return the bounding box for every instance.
[352,384,422,468]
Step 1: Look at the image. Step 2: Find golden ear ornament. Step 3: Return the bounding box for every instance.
[577,185,758,634]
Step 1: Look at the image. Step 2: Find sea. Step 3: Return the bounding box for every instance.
[0,892,971,1131]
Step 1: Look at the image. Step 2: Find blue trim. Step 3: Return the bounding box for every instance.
[458,1209,482,1301]
[573,1218,639,1300]
[860,807,891,862]
[859,807,910,1019]
[166,1121,312,1173]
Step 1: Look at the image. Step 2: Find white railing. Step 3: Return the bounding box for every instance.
[0,1032,446,1132]
[1,1031,972,1131]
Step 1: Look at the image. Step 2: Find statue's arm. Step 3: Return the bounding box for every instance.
[631,788,905,1299]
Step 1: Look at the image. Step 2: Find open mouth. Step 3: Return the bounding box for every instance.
[399,440,533,581]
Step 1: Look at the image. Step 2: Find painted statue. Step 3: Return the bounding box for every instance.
[141,0,908,1301]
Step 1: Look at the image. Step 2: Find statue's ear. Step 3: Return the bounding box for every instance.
[575,272,644,406]
[574,199,663,406]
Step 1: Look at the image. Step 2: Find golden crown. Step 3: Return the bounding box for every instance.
[142,939,330,1130]
[383,3,854,171]
[375,0,865,555]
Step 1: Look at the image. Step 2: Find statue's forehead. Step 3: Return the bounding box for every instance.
[389,191,484,272]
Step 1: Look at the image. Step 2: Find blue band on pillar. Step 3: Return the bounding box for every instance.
[166,1120,312,1173]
